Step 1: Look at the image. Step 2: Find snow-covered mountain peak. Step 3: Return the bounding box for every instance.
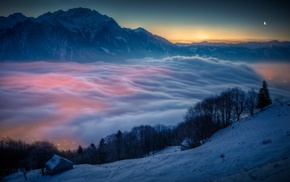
[0,8,179,61]
[31,7,121,42]
[0,12,28,29]
[35,8,113,32]
[134,27,152,35]
[7,12,26,21]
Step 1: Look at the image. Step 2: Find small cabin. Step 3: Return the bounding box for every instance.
[181,138,194,151]
[45,154,73,175]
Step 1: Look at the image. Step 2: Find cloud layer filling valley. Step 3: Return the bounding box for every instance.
[0,57,267,148]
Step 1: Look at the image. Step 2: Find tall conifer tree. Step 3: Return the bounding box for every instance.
[256,80,272,110]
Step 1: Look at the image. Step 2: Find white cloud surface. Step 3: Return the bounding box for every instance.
[1,56,285,149]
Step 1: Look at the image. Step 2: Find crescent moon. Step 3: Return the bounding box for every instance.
[264,21,267,25]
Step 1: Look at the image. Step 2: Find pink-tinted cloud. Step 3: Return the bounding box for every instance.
[251,63,290,93]
[0,61,174,149]
[1,58,287,149]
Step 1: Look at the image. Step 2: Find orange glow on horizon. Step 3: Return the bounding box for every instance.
[168,39,279,44]
[146,25,289,44]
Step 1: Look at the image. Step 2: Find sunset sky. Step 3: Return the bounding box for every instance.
[0,0,290,150]
[0,0,289,43]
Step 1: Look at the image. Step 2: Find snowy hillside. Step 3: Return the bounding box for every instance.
[4,101,290,182]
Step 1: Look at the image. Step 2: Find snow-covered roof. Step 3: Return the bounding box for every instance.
[45,154,73,169]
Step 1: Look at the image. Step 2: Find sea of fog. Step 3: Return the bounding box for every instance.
[0,56,289,149]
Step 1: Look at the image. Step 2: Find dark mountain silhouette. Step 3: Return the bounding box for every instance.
[0,8,289,62]
[0,8,178,61]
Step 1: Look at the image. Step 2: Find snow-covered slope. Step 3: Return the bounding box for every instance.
[5,101,290,181]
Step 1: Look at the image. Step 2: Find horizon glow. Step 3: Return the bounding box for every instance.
[0,0,289,43]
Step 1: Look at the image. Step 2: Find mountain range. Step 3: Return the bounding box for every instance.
[0,8,289,62]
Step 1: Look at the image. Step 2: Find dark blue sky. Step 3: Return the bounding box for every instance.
[0,0,289,42]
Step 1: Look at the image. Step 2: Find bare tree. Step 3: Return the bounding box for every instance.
[246,88,258,116]
[218,89,234,127]
[231,87,246,121]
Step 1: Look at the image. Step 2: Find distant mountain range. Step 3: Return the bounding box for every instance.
[176,41,290,62]
[0,8,289,62]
